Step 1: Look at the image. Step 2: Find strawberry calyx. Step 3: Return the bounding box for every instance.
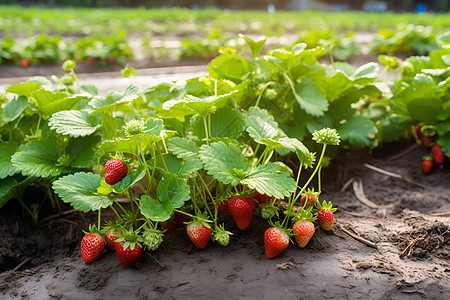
[291,206,317,223]
[114,226,143,251]
[422,155,433,161]
[83,224,105,242]
[315,200,337,213]
[268,220,294,243]
[186,212,212,230]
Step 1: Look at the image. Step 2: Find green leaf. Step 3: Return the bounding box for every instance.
[89,84,140,113]
[407,97,442,124]
[6,82,41,97]
[11,138,65,178]
[167,137,199,160]
[293,77,329,117]
[207,54,255,83]
[351,62,379,80]
[0,177,35,209]
[49,110,102,137]
[97,180,113,196]
[140,174,191,222]
[52,172,112,212]
[190,107,245,140]
[101,137,144,157]
[66,135,100,169]
[184,90,237,117]
[241,163,296,199]
[80,84,98,96]
[246,106,283,143]
[111,165,147,194]
[0,143,19,179]
[199,141,249,186]
[239,34,266,59]
[144,118,164,136]
[338,116,377,149]
[1,96,28,123]
[34,90,89,115]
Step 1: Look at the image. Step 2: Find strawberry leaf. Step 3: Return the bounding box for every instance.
[6,82,41,97]
[246,106,283,143]
[199,141,249,186]
[207,54,255,83]
[239,34,267,59]
[49,110,102,137]
[34,90,90,115]
[66,135,100,169]
[241,162,296,199]
[337,116,377,149]
[111,165,146,194]
[184,91,237,117]
[190,107,245,140]
[0,176,35,209]
[293,77,329,117]
[89,84,139,113]
[1,96,27,123]
[167,137,199,160]
[0,143,19,179]
[52,172,112,212]
[11,138,66,178]
[140,174,191,222]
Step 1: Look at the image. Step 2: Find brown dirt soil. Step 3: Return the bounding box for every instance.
[1,141,449,299]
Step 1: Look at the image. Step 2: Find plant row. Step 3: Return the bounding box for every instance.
[0,33,133,66]
[0,34,449,265]
[2,6,450,37]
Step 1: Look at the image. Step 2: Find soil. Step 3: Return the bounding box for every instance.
[0,140,449,299]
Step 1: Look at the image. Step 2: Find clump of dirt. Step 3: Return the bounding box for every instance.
[391,214,450,260]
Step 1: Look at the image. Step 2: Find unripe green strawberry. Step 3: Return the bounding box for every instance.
[264,227,289,259]
[81,233,105,263]
[105,159,128,185]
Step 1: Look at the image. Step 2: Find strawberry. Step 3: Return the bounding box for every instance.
[86,57,95,67]
[80,225,105,263]
[316,200,336,231]
[228,196,257,230]
[104,159,128,185]
[175,211,192,228]
[20,59,29,68]
[104,229,123,251]
[422,156,434,174]
[300,189,319,209]
[264,226,290,258]
[115,241,142,268]
[421,135,436,148]
[186,221,212,249]
[431,144,445,164]
[292,208,316,248]
[216,200,228,214]
[161,219,177,234]
[252,190,279,206]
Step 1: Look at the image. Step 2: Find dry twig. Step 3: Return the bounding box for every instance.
[336,224,378,249]
[364,163,425,189]
[352,178,380,209]
[399,234,427,258]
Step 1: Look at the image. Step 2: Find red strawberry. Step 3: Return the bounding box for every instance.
[216,201,228,214]
[20,59,29,68]
[186,222,212,249]
[252,190,279,205]
[161,220,177,234]
[264,227,289,258]
[115,241,142,268]
[175,211,192,228]
[104,159,128,185]
[292,208,316,248]
[293,220,315,248]
[431,144,445,164]
[316,200,336,231]
[300,192,318,209]
[421,135,436,148]
[80,232,105,263]
[104,229,123,251]
[422,156,434,174]
[86,57,95,66]
[228,196,257,230]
